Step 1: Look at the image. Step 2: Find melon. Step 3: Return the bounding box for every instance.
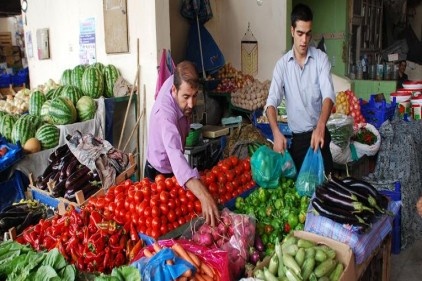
[29,90,46,116]
[23,138,41,154]
[81,66,104,98]
[104,64,120,98]
[49,96,77,125]
[35,124,60,150]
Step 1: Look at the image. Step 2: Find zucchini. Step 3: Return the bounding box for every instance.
[314,259,337,278]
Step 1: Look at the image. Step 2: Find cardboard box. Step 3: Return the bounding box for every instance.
[252,231,356,281]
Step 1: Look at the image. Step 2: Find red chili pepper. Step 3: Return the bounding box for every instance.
[88,232,106,254]
[42,235,57,250]
[284,223,291,233]
[113,252,126,268]
[103,247,111,271]
[89,210,103,227]
[96,220,119,234]
[129,222,138,241]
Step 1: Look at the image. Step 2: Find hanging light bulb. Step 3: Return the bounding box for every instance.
[257,0,263,6]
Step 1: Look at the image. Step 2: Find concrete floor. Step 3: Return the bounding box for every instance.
[390,239,422,281]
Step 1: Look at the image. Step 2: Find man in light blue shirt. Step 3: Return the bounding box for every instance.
[265,3,335,174]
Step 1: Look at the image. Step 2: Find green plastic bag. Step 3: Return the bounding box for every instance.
[295,147,325,196]
[251,145,296,188]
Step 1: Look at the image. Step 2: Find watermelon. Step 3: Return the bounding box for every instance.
[49,96,77,125]
[60,85,83,105]
[29,90,46,116]
[92,62,105,74]
[71,64,86,89]
[23,114,43,130]
[40,100,53,123]
[104,64,120,98]
[81,66,104,98]
[45,88,57,100]
[76,96,97,122]
[0,114,17,142]
[60,69,72,86]
[11,115,37,145]
[35,124,60,149]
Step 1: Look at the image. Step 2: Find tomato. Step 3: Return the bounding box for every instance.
[134,191,143,203]
[144,207,152,217]
[124,199,130,210]
[212,166,222,176]
[208,182,218,194]
[226,170,235,181]
[160,204,169,215]
[137,216,145,227]
[145,217,152,228]
[151,206,160,218]
[169,189,178,198]
[235,165,244,176]
[108,202,116,213]
[175,207,182,218]
[218,174,227,184]
[168,199,176,209]
[155,174,166,183]
[160,225,168,235]
[174,198,181,207]
[150,194,160,207]
[205,172,216,185]
[172,221,179,229]
[221,162,230,172]
[186,201,194,212]
[180,205,188,215]
[226,182,234,193]
[156,181,166,193]
[178,217,186,225]
[168,210,176,222]
[164,178,173,190]
[137,201,148,215]
[115,192,126,203]
[103,209,111,220]
[186,190,196,202]
[230,156,239,166]
[179,194,188,204]
[159,191,169,203]
[114,184,125,195]
[161,216,168,225]
[242,159,251,171]
[95,197,106,209]
[151,217,160,231]
[194,200,202,213]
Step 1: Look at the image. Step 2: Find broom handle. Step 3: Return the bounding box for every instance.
[118,65,140,150]
[196,15,206,79]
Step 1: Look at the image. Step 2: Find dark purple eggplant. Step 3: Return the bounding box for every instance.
[342,177,379,199]
[330,176,385,214]
[65,158,80,178]
[316,186,374,213]
[311,197,369,228]
[324,182,359,202]
[65,165,92,190]
[51,179,66,198]
[55,144,69,158]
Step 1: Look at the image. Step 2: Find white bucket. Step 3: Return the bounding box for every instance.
[412,104,421,120]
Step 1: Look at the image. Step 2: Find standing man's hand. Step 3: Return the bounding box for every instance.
[185,178,219,226]
[311,125,325,151]
[273,130,288,153]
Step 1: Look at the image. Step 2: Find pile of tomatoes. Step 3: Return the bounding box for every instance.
[201,156,255,204]
[87,176,202,240]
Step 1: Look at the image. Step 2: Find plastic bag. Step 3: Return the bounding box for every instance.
[251,145,282,188]
[280,150,297,179]
[181,208,256,281]
[131,247,195,281]
[295,147,325,197]
[132,239,230,281]
[326,113,354,150]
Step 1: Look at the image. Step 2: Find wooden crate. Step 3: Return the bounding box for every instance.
[0,33,12,46]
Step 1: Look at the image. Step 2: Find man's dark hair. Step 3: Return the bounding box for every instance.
[291,3,313,28]
[174,61,199,91]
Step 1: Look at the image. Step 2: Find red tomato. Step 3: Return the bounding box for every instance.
[226,170,235,182]
[160,225,168,235]
[208,182,218,195]
[242,159,251,171]
[186,201,194,212]
[179,194,188,204]
[212,166,222,176]
[151,217,160,231]
[226,182,234,193]
[186,190,196,202]
[156,181,166,194]
[194,200,202,213]
[218,174,227,184]
[144,207,152,217]
[160,204,169,215]
[134,191,143,203]
[155,174,166,183]
[95,198,106,209]
[161,216,168,225]
[168,199,176,209]
[150,195,160,207]
[151,205,160,218]
[164,178,173,190]
[145,217,152,228]
[169,189,178,198]
[178,217,186,225]
[230,156,239,166]
[159,191,169,203]
[180,205,188,215]
[168,210,176,222]
[175,207,182,218]
[127,189,136,201]
[108,202,116,213]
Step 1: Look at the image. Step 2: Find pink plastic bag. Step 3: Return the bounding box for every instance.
[155,49,175,100]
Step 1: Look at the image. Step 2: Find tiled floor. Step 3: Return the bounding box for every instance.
[390,239,422,281]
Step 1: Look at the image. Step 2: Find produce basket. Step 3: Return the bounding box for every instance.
[359,95,396,129]
[0,170,27,212]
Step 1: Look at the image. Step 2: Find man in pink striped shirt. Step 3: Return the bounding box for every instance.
[145,61,219,226]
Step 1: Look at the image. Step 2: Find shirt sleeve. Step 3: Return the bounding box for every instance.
[160,116,199,187]
[318,53,336,103]
[265,59,285,116]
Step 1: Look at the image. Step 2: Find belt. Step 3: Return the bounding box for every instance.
[292,130,313,137]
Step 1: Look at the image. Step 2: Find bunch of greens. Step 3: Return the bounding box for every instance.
[0,240,75,281]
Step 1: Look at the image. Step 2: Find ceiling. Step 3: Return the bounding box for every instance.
[0,0,21,18]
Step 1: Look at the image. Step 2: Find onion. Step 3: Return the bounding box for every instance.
[249,249,261,265]
[254,235,265,252]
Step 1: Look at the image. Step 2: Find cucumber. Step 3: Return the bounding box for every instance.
[301,257,316,281]
[294,247,305,267]
[329,262,344,281]
[314,259,337,278]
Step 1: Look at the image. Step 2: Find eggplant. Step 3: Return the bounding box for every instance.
[342,177,379,199]
[83,186,101,200]
[65,158,80,178]
[323,182,359,202]
[330,176,385,214]
[311,197,369,228]
[0,215,28,231]
[55,144,69,158]
[316,186,374,214]
[15,209,47,234]
[51,179,66,198]
[65,165,92,190]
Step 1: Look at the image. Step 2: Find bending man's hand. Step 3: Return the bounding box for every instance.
[273,130,288,154]
[185,178,219,226]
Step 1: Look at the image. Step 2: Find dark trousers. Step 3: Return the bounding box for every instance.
[289,128,333,176]
[144,160,174,182]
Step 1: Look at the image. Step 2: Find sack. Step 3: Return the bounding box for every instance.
[326,113,354,150]
[251,145,282,188]
[352,123,381,157]
[295,147,325,196]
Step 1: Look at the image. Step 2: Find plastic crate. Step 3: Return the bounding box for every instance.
[0,137,24,173]
[378,181,401,255]
[252,109,292,146]
[359,95,396,129]
[0,74,11,88]
[224,185,258,210]
[0,170,28,212]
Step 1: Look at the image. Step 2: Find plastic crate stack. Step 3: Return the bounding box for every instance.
[359,95,397,129]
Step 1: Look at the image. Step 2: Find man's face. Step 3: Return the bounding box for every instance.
[172,81,198,117]
[399,62,406,74]
[291,20,312,58]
